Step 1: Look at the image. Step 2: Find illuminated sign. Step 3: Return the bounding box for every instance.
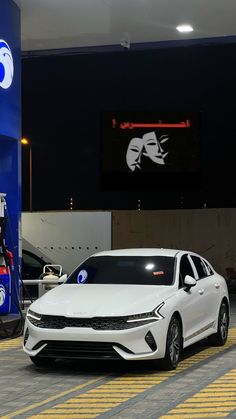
[0,0,20,139]
[0,40,14,89]
[101,112,201,190]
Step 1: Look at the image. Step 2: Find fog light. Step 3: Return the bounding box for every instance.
[24,328,29,346]
[145,331,157,351]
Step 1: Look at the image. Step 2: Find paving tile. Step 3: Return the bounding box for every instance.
[0,298,235,419]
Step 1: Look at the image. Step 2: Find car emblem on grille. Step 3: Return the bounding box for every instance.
[73,311,88,315]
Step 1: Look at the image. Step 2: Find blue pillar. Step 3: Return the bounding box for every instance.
[0,0,21,314]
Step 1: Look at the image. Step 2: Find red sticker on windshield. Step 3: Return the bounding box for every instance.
[153,271,164,276]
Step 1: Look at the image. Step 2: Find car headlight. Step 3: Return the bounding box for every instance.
[126,302,165,323]
[27,309,42,321]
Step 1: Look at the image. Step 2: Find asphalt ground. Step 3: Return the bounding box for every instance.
[0,293,235,419]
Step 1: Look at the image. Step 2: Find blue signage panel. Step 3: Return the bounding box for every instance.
[0,0,20,140]
[0,0,21,315]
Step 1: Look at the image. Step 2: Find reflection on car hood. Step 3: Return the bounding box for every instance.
[31,284,174,317]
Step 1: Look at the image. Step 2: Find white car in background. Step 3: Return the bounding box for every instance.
[23,248,229,370]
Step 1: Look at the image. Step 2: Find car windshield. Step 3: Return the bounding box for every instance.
[67,256,175,286]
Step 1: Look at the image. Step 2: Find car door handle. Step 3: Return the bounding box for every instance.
[214,283,220,289]
[198,288,204,295]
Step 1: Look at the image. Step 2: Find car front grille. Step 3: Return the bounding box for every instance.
[32,340,133,359]
[29,314,155,330]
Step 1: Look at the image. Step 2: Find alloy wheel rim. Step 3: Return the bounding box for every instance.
[169,323,180,365]
[220,309,228,340]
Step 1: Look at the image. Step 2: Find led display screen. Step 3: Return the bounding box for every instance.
[101,112,201,190]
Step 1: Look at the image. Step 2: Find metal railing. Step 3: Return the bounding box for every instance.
[22,277,63,306]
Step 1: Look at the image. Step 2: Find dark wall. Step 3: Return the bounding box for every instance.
[22,41,236,211]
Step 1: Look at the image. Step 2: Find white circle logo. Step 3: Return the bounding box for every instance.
[77,270,88,284]
[0,40,14,89]
[0,285,6,306]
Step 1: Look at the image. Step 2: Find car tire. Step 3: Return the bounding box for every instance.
[161,316,182,370]
[30,356,56,366]
[208,301,229,346]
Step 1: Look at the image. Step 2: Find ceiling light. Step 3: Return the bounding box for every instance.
[176,24,194,33]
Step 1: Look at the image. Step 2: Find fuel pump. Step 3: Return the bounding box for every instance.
[0,194,12,314]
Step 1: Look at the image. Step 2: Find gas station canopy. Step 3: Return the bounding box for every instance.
[20,0,236,52]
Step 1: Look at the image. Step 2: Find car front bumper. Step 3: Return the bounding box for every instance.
[23,317,169,361]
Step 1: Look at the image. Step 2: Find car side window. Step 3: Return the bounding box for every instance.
[23,252,44,269]
[203,260,214,276]
[191,256,208,280]
[179,255,194,288]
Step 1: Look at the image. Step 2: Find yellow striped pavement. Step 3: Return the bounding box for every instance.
[159,368,236,419]
[25,327,236,419]
[0,337,22,351]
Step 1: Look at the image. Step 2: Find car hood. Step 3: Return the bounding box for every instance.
[31,284,174,317]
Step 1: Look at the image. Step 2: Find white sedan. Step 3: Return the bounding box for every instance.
[23,248,229,370]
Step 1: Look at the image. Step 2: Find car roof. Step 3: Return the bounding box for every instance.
[93,248,181,257]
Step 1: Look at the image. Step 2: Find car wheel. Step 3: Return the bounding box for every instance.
[30,356,56,366]
[161,316,182,370]
[208,301,229,346]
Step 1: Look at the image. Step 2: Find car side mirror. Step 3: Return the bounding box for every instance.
[58,273,68,284]
[184,275,197,291]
